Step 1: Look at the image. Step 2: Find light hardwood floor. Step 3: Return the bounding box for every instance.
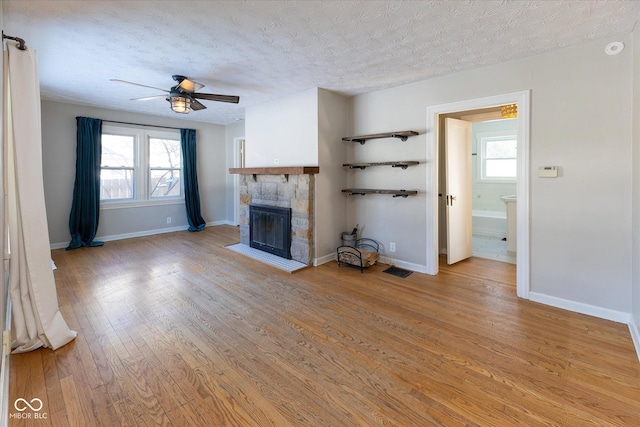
[9,225,640,426]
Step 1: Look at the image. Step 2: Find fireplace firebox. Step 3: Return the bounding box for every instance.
[249,204,292,259]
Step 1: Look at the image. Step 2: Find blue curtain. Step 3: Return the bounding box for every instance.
[181,128,206,232]
[67,117,104,249]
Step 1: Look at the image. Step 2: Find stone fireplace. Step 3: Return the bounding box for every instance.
[229,167,318,265]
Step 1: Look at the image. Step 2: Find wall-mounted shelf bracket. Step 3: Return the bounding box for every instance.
[342,130,419,145]
[392,192,412,198]
[343,161,419,170]
[342,188,417,198]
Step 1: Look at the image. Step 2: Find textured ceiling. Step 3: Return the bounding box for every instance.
[4,0,640,125]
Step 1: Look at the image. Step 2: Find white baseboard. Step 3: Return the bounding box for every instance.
[378,256,428,274]
[529,292,631,324]
[207,220,235,227]
[50,241,68,250]
[315,252,428,273]
[314,252,336,266]
[50,221,238,250]
[51,225,189,249]
[96,226,190,243]
[629,317,640,363]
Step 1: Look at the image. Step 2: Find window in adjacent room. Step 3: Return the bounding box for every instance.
[478,135,517,181]
[100,124,183,207]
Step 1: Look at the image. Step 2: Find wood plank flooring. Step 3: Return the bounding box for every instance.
[9,225,640,426]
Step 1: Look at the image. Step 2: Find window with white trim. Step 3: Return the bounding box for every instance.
[100,125,183,207]
[479,135,517,181]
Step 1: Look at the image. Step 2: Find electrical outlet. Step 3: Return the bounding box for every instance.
[166,217,172,224]
[274,158,280,164]
[390,242,396,252]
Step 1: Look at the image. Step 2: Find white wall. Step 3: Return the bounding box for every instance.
[241,87,350,263]
[41,100,228,247]
[245,88,318,167]
[316,89,349,263]
[347,92,428,267]
[351,35,633,314]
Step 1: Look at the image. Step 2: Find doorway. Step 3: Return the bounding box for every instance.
[444,109,518,264]
[426,91,530,299]
[233,137,245,226]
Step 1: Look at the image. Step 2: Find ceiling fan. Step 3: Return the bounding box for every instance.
[110,75,239,114]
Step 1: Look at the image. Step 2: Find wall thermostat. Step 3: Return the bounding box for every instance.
[538,166,558,178]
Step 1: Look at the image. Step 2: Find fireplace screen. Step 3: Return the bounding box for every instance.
[249,204,292,259]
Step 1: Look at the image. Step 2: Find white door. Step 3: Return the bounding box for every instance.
[445,118,473,264]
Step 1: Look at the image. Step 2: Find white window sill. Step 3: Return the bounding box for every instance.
[100,198,185,210]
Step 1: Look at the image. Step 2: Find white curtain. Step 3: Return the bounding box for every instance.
[4,43,76,353]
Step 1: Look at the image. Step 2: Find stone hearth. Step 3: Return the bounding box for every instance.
[231,167,318,265]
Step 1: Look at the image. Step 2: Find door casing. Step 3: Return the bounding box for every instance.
[426,91,530,299]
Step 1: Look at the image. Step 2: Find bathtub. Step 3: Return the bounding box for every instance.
[472,210,506,238]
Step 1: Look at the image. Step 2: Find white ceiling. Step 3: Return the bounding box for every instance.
[4,0,640,125]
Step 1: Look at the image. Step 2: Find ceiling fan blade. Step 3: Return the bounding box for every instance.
[190,99,207,111]
[131,95,166,101]
[192,93,240,104]
[110,79,168,92]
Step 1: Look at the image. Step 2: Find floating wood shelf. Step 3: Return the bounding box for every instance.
[229,166,319,182]
[342,131,419,145]
[343,161,420,170]
[342,188,418,198]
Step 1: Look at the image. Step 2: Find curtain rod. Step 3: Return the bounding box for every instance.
[2,31,27,50]
[100,119,186,131]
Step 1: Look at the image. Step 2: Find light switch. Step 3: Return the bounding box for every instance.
[539,166,558,178]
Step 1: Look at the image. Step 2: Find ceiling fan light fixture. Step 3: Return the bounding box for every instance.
[114,75,238,113]
[170,96,191,114]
